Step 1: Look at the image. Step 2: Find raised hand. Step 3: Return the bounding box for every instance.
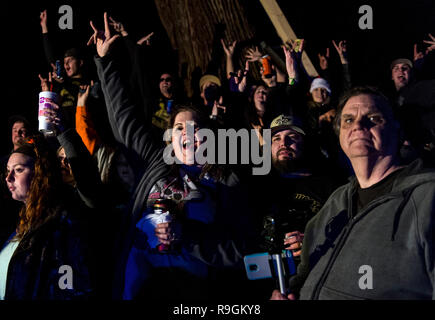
[40,9,48,33]
[287,38,305,57]
[77,81,93,106]
[237,60,250,92]
[413,43,425,62]
[221,39,237,57]
[318,48,330,70]
[50,62,64,84]
[211,96,226,117]
[423,33,435,54]
[282,45,297,80]
[245,46,262,62]
[332,40,348,64]
[38,73,52,92]
[108,16,128,37]
[137,32,155,46]
[87,12,120,58]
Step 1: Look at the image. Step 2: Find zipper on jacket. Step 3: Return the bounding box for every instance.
[310,221,352,300]
[310,191,401,300]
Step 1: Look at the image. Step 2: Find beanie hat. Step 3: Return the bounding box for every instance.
[310,78,331,95]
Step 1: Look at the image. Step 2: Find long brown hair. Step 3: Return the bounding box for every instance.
[13,134,64,239]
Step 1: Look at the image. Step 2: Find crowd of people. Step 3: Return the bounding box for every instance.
[0,9,434,300]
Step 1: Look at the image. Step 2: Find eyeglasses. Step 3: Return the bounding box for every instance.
[160,77,173,82]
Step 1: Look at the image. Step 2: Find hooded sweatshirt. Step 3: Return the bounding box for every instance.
[291,159,435,300]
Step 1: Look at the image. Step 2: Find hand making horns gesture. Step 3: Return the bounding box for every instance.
[87,12,120,58]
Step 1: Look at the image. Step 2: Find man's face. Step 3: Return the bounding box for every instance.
[159,73,173,98]
[339,94,399,161]
[311,87,329,104]
[12,121,28,150]
[271,129,304,164]
[391,63,411,91]
[64,56,82,78]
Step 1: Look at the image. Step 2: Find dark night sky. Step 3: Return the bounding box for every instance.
[0,0,434,152]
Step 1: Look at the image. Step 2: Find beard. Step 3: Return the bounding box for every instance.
[272,150,305,175]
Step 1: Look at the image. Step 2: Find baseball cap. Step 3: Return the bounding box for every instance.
[270,114,305,136]
[390,58,413,70]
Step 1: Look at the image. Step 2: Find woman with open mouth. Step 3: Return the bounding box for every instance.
[89,13,256,301]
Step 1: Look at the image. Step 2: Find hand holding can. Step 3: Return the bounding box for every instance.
[38,91,59,136]
[153,199,174,252]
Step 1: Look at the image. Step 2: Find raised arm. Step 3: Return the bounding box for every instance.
[332,40,348,65]
[221,39,237,79]
[282,44,299,84]
[40,10,56,67]
[332,40,352,91]
[75,82,101,155]
[88,13,163,168]
[43,100,104,209]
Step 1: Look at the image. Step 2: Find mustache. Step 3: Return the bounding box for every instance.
[276,147,295,158]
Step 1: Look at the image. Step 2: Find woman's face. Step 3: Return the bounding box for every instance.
[6,153,35,203]
[171,111,202,165]
[311,87,329,104]
[254,86,268,115]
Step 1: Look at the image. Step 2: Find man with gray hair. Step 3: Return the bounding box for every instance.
[272,86,435,300]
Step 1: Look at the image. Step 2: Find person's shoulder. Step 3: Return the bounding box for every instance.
[395,159,435,190]
[306,173,349,195]
[318,178,353,209]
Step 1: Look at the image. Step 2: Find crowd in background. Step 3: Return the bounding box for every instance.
[0,9,434,300]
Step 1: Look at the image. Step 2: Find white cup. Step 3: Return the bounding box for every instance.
[38,91,58,136]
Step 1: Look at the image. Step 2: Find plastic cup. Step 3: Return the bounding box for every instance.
[38,91,58,136]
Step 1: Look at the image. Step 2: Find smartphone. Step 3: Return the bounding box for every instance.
[56,60,63,80]
[244,252,273,280]
[244,250,297,281]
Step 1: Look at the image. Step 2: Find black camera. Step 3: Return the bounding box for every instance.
[260,207,310,254]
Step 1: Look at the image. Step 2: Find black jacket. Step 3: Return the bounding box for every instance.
[4,188,95,300]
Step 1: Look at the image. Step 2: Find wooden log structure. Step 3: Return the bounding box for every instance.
[153,0,255,97]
